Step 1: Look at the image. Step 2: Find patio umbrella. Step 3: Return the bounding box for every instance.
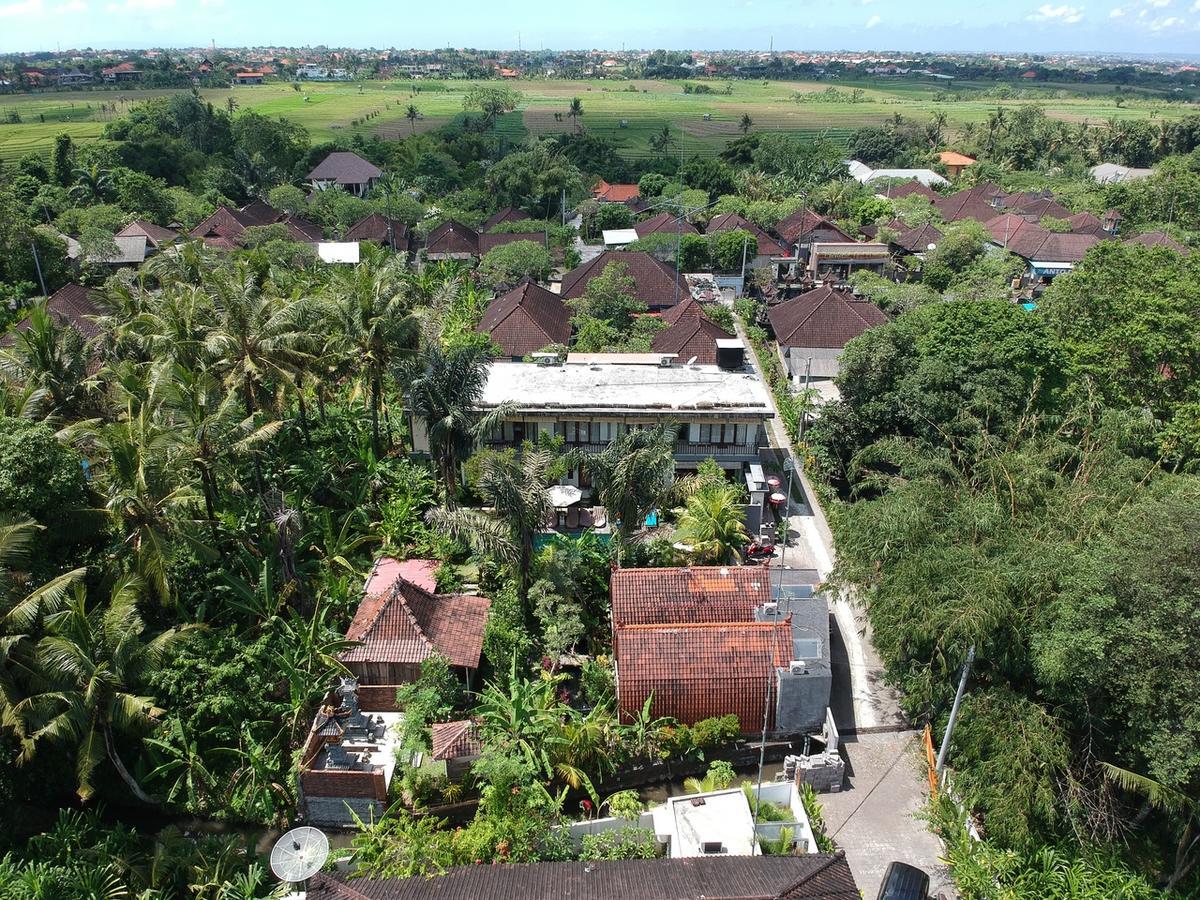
[548,484,584,507]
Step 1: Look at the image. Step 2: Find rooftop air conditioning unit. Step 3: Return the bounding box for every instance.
[659,355,674,368]
[762,602,779,615]
[789,660,808,675]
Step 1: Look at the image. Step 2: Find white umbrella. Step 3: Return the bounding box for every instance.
[548,484,584,508]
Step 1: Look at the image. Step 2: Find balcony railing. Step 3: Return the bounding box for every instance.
[487,438,758,457]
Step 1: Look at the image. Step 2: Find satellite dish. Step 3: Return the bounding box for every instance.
[270,826,329,885]
[685,355,699,367]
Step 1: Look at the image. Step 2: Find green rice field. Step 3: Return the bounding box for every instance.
[0,76,1194,164]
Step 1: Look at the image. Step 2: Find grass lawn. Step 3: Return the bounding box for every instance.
[0,76,1194,165]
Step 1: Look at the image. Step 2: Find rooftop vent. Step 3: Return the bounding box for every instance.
[701,841,725,854]
[691,797,706,806]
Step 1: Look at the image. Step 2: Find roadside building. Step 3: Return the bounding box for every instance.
[768,286,888,391]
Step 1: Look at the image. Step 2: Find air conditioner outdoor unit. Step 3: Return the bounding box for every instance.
[789,660,808,675]
[658,355,674,368]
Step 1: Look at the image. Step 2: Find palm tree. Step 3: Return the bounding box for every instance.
[650,124,676,157]
[327,245,417,454]
[405,342,511,500]
[574,424,676,558]
[405,104,419,132]
[203,263,326,417]
[739,113,753,136]
[1102,763,1198,893]
[673,484,749,564]
[16,575,199,803]
[927,111,948,149]
[0,517,85,733]
[427,445,557,603]
[568,96,584,133]
[0,302,92,420]
[69,163,113,204]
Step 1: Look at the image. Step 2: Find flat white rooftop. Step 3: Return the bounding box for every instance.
[652,788,759,858]
[481,361,773,416]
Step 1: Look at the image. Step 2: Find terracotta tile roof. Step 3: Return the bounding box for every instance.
[659,296,709,325]
[706,211,788,257]
[363,557,439,595]
[933,190,1000,223]
[429,720,481,760]
[984,213,1035,247]
[237,199,285,227]
[307,151,383,186]
[651,316,733,365]
[482,207,531,230]
[424,219,479,256]
[773,209,853,246]
[768,286,888,350]
[116,219,179,248]
[285,215,325,242]
[1012,196,1073,221]
[633,211,698,239]
[616,620,792,729]
[1125,231,1190,255]
[876,180,939,201]
[938,150,976,167]
[5,284,101,343]
[477,280,571,356]
[306,854,860,900]
[593,180,640,203]
[341,561,490,670]
[991,219,1101,263]
[478,231,548,254]
[560,251,686,309]
[612,566,772,626]
[345,212,409,246]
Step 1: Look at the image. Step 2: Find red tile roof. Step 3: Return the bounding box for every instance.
[888,221,943,254]
[875,180,939,201]
[477,280,572,356]
[651,316,733,365]
[430,720,482,760]
[1125,231,1190,255]
[363,557,438,595]
[424,219,479,256]
[768,286,888,349]
[341,562,490,670]
[285,215,325,242]
[1012,196,1073,221]
[593,180,640,203]
[988,217,1101,262]
[633,211,698,239]
[612,566,772,627]
[560,251,686,309]
[938,150,976,167]
[1066,211,1104,235]
[659,296,709,326]
[5,284,101,343]
[616,620,792,729]
[116,219,179,248]
[478,231,548,254]
[933,191,1001,223]
[705,211,788,257]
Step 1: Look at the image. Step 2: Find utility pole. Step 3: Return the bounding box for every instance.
[29,241,47,297]
[798,356,812,441]
[935,645,976,781]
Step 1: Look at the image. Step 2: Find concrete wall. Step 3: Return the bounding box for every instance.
[304,795,384,828]
[775,664,833,735]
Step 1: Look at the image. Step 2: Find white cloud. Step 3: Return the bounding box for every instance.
[1192,0,1199,10]
[1027,3,1086,22]
[105,0,173,10]
[0,0,43,16]
[1145,0,1171,7]
[1110,5,1125,14]
[54,0,85,10]
[1148,13,1182,25]
[866,13,882,26]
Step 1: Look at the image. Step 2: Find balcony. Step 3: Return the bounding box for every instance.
[486,438,759,459]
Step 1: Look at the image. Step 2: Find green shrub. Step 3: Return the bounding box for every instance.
[579,827,659,861]
[691,715,740,748]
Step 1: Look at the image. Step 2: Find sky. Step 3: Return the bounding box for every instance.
[2,0,1200,56]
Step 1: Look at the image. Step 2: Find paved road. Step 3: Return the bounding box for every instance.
[737,316,951,895]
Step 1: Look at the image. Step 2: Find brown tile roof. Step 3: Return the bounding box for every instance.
[1125,231,1190,255]
[938,150,976,167]
[768,286,888,350]
[773,209,853,246]
[5,284,101,343]
[424,219,480,256]
[478,231,548,254]
[345,212,409,246]
[889,221,943,254]
[483,207,531,230]
[1024,231,1100,263]
[307,854,860,900]
[933,190,1000,223]
[429,720,481,760]
[341,562,490,670]
[989,218,1101,263]
[285,215,325,242]
[560,251,686,310]
[363,557,439,596]
[706,212,788,257]
[1012,196,1073,220]
[307,151,383,186]
[984,213,1035,247]
[116,219,179,248]
[616,620,792,729]
[651,316,733,365]
[875,180,939,201]
[477,280,571,356]
[1066,211,1105,235]
[633,211,698,239]
[612,566,772,627]
[659,296,709,325]
[237,199,285,227]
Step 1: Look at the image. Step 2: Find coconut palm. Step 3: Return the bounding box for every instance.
[568,96,584,133]
[405,342,511,499]
[427,444,557,602]
[0,302,92,420]
[326,245,417,453]
[650,124,677,157]
[16,575,199,803]
[1102,763,1199,893]
[203,262,327,417]
[69,163,113,204]
[574,423,677,556]
[739,113,753,135]
[673,484,749,564]
[406,104,420,132]
[0,517,86,732]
